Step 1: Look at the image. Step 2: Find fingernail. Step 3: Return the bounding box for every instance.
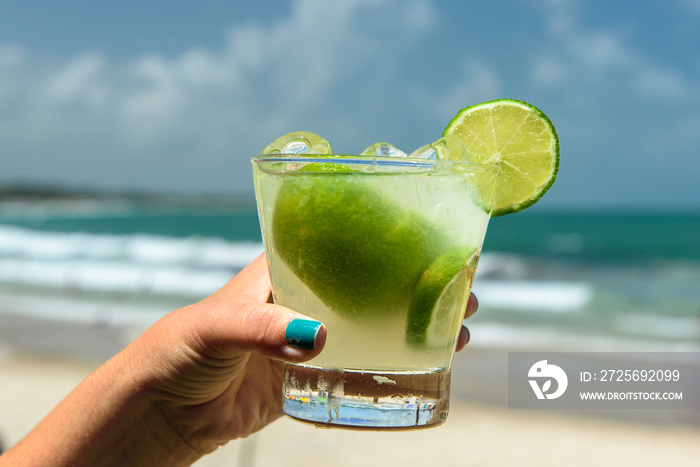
[285,319,322,350]
[464,326,471,345]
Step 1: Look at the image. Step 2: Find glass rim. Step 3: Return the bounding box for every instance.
[251,154,500,173]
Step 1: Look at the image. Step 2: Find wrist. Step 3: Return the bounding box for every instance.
[72,343,204,467]
[2,343,203,467]
[99,336,205,466]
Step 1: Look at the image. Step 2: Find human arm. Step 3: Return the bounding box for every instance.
[0,254,325,466]
[0,254,478,466]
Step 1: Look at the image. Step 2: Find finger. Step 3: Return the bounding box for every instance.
[196,299,327,363]
[464,292,479,320]
[205,253,271,303]
[455,325,470,352]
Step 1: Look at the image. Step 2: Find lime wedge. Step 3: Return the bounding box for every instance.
[262,131,332,155]
[272,175,450,319]
[406,246,478,348]
[443,99,559,216]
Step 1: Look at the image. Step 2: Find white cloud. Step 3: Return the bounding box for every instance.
[529,0,699,100]
[1,0,698,209]
[568,31,635,73]
[530,55,568,87]
[680,0,700,13]
[0,45,26,103]
[45,53,108,105]
[0,0,442,193]
[0,45,24,69]
[434,60,501,119]
[635,67,696,99]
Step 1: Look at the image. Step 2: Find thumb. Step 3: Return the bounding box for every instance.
[197,299,327,363]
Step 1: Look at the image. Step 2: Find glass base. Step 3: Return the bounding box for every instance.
[282,364,451,429]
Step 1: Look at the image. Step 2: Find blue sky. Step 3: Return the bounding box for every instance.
[1,0,699,210]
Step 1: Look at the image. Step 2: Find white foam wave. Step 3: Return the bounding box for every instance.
[613,313,700,340]
[0,225,263,268]
[471,322,700,353]
[0,259,241,297]
[0,199,135,220]
[472,280,592,312]
[475,253,529,279]
[0,293,167,328]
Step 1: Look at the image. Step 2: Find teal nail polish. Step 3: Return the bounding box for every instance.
[285,319,322,350]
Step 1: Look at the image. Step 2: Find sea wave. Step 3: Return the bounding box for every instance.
[471,322,700,353]
[0,224,263,268]
[0,259,240,297]
[612,313,700,340]
[2,224,698,351]
[0,199,137,220]
[472,281,592,312]
[0,293,168,328]
[1,225,591,308]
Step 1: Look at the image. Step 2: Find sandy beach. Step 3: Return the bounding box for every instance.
[1,315,699,467]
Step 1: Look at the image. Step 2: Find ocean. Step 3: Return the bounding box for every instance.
[1,200,699,353]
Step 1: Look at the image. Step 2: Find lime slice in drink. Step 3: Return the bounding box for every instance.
[272,175,450,319]
[443,99,559,216]
[261,131,332,154]
[406,246,478,348]
[299,161,356,173]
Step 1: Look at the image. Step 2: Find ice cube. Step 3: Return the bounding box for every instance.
[409,135,467,160]
[261,131,332,155]
[409,144,437,160]
[282,140,312,154]
[360,142,407,158]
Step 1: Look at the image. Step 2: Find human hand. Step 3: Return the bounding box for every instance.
[134,253,326,454]
[141,253,479,454]
[133,253,480,456]
[140,253,479,454]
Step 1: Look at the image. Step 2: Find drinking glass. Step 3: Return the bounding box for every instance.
[252,155,498,429]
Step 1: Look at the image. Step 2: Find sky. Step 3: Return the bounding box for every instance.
[1,0,699,210]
